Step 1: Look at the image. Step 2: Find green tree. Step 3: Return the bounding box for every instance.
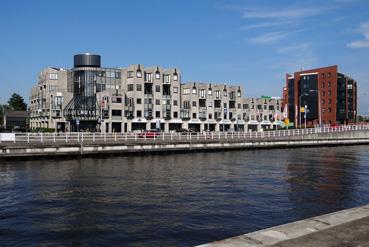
[8,93,27,111]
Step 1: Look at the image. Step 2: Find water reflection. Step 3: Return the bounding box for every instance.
[0,146,369,246]
[285,147,361,218]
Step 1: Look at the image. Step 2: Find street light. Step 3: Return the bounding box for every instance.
[299,93,309,128]
[309,90,322,128]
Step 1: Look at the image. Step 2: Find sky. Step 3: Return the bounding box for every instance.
[1,0,369,114]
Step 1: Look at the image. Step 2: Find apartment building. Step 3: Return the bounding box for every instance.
[283,65,358,127]
[30,54,283,133]
[29,67,71,131]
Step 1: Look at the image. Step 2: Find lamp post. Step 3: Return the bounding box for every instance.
[299,93,309,128]
[309,90,322,128]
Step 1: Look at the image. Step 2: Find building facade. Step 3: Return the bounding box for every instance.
[30,54,282,132]
[283,65,357,127]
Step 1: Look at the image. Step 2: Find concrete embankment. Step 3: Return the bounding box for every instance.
[198,204,369,247]
[1,130,369,159]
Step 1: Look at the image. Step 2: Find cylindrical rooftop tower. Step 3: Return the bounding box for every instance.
[74,53,101,68]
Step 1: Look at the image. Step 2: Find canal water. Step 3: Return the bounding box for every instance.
[1,146,369,246]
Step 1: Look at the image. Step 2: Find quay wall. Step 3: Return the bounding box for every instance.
[1,130,369,159]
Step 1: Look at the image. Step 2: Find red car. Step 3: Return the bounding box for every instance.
[138,130,161,138]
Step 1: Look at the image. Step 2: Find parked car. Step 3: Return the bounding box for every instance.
[176,128,198,135]
[138,129,161,138]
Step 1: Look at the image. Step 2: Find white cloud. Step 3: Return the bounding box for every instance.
[249,31,289,44]
[347,21,369,48]
[242,7,326,19]
[241,21,292,30]
[276,43,312,53]
[272,43,317,73]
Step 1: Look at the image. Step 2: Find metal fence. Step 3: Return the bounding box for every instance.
[1,125,369,144]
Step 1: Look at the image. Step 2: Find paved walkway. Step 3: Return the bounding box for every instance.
[199,204,369,247]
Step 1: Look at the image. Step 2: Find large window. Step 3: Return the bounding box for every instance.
[128,84,134,91]
[183,88,190,95]
[145,73,152,82]
[49,73,58,80]
[127,71,134,78]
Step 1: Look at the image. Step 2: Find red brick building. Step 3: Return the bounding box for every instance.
[283,65,357,127]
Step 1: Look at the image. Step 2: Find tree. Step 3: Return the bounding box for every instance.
[8,93,27,111]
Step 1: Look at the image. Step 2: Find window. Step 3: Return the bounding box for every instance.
[328,72,331,78]
[328,81,331,88]
[223,90,227,97]
[208,89,212,96]
[322,99,325,104]
[208,101,213,107]
[192,101,197,107]
[328,99,332,104]
[192,88,197,95]
[237,91,241,97]
[321,91,325,96]
[136,84,142,91]
[112,97,122,103]
[174,100,178,106]
[243,104,249,109]
[322,73,325,79]
[112,110,122,116]
[209,113,212,119]
[136,69,142,78]
[127,71,134,78]
[238,103,241,109]
[200,89,205,98]
[183,88,190,95]
[328,107,332,113]
[156,111,160,118]
[164,74,171,83]
[128,84,134,91]
[264,105,267,110]
[106,71,116,78]
[49,73,58,80]
[328,90,331,96]
[174,112,178,118]
[145,73,152,82]
[215,90,220,99]
[137,98,142,104]
[155,71,160,79]
[156,99,160,105]
[192,113,197,119]
[183,101,190,109]
[137,110,142,117]
[321,82,325,88]
[155,85,160,92]
[173,87,178,93]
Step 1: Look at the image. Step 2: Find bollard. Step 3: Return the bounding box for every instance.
[114,133,117,142]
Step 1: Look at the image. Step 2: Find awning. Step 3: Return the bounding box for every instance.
[205,119,217,124]
[247,120,259,125]
[150,118,165,123]
[169,119,183,124]
[261,121,272,125]
[219,119,231,124]
[131,118,148,123]
[188,119,201,124]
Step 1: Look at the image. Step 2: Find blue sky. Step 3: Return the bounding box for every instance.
[1,0,369,113]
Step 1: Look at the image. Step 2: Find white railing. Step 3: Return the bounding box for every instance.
[1,124,368,144]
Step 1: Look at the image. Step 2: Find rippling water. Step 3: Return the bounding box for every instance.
[1,146,369,246]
